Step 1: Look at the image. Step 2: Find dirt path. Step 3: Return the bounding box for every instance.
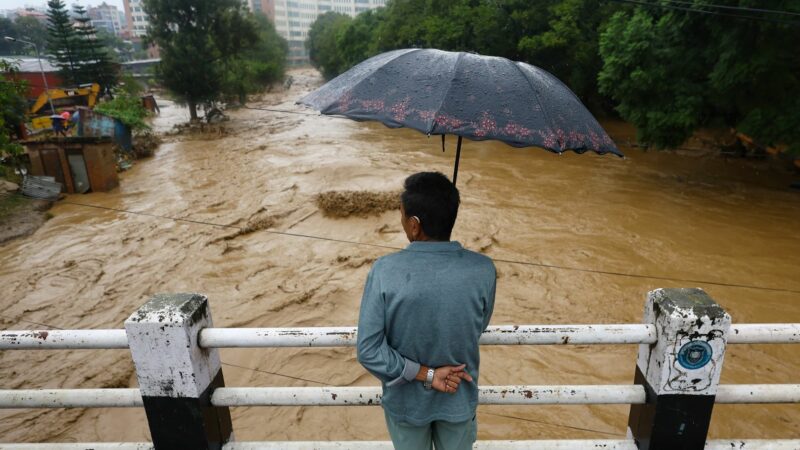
[0,68,798,444]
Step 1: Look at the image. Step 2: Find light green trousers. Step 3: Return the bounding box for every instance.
[384,410,477,450]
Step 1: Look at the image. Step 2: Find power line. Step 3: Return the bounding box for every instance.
[54,197,800,295]
[478,410,624,437]
[656,0,800,18]
[608,0,800,26]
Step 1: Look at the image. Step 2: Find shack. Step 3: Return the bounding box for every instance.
[78,107,133,152]
[23,137,119,194]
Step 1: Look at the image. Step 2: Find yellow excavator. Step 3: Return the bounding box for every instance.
[29,83,101,131]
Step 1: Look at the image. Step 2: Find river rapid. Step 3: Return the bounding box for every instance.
[0,69,798,443]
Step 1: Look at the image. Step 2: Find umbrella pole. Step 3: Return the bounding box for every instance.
[453,136,462,186]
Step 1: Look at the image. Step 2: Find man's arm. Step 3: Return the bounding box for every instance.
[482,264,497,331]
[356,263,419,387]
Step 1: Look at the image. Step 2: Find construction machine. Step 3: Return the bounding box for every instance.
[29,83,101,131]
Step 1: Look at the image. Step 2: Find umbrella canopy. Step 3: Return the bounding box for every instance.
[299,48,622,182]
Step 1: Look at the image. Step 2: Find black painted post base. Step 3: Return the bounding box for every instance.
[629,366,716,450]
[142,370,233,450]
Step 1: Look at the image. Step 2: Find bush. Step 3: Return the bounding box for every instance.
[95,94,151,130]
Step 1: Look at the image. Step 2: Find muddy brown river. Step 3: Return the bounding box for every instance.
[1,69,798,443]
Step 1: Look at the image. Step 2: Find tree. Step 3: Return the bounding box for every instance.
[46,0,80,85]
[306,12,352,79]
[72,4,118,90]
[0,61,28,172]
[598,1,800,152]
[1,17,48,56]
[336,9,385,71]
[221,13,288,104]
[96,29,135,62]
[516,0,617,109]
[144,0,259,120]
[14,16,48,54]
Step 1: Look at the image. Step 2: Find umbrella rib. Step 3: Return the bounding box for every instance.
[426,51,465,136]
[509,60,561,153]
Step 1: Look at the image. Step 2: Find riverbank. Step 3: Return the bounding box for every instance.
[0,68,798,444]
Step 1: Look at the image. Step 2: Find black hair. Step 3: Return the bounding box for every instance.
[401,172,460,241]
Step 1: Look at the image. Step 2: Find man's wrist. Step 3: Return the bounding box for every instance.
[415,365,430,382]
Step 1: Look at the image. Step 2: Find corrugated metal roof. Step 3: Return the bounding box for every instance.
[0,56,59,73]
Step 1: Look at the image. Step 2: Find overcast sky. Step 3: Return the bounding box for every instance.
[4,0,125,11]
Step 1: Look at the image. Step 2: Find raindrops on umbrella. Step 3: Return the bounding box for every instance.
[299,48,623,185]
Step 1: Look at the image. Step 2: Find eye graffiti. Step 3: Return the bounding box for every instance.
[677,340,713,370]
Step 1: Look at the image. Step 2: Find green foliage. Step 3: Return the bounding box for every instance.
[46,0,81,85]
[45,1,119,90]
[305,0,614,109]
[144,0,264,119]
[0,61,27,170]
[0,16,48,55]
[306,12,353,80]
[599,1,800,153]
[71,5,119,90]
[304,0,800,154]
[221,13,288,104]
[95,94,150,130]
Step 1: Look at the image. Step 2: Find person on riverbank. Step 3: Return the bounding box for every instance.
[357,171,497,450]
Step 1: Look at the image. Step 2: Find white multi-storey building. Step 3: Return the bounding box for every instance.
[88,2,127,36]
[123,0,149,38]
[250,0,387,65]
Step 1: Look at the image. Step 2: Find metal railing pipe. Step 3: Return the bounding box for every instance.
[0,384,798,409]
[209,385,648,407]
[197,324,659,348]
[2,323,799,350]
[715,384,800,404]
[4,440,800,450]
[0,389,142,408]
[0,330,128,349]
[727,324,800,344]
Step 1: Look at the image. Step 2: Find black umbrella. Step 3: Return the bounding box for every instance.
[299,48,622,184]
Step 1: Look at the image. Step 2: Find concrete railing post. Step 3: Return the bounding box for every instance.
[125,294,233,450]
[628,288,731,450]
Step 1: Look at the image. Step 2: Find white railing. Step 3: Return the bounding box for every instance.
[3,440,800,450]
[2,323,798,350]
[2,383,799,409]
[0,291,798,450]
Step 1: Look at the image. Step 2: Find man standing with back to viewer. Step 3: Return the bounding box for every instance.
[357,172,497,450]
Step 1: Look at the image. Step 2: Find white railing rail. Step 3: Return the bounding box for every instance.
[1,323,798,350]
[1,290,798,449]
[3,440,800,450]
[2,384,798,409]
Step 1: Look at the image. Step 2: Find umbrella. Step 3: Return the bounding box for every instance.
[299,48,622,184]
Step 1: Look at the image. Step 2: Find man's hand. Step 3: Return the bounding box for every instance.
[432,364,473,394]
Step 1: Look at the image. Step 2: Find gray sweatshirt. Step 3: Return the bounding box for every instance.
[356,241,496,425]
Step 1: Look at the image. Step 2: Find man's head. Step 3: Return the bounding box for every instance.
[400,172,460,242]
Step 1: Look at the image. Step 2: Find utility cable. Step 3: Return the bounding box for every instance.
[53,197,800,295]
[652,0,800,18]
[607,0,800,26]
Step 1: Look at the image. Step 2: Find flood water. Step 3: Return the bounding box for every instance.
[0,69,798,443]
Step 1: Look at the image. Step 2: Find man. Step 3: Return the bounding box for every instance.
[357,172,497,450]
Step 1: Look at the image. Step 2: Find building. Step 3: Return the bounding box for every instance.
[122,0,149,39]
[250,0,276,22]
[4,7,48,22]
[88,2,127,36]
[253,0,387,65]
[121,0,159,58]
[0,56,62,99]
